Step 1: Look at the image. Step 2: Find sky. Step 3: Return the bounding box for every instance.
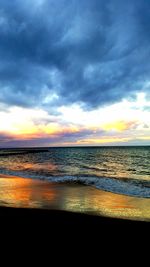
[0,0,150,147]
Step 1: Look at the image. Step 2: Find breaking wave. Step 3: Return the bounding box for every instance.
[0,169,150,198]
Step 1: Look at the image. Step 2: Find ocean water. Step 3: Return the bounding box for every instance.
[0,146,150,198]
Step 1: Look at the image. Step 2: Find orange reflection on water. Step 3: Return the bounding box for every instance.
[8,162,57,172]
[0,175,57,209]
[0,175,150,221]
[88,190,139,219]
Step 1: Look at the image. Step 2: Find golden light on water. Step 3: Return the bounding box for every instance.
[54,186,150,221]
[0,176,57,209]
[0,175,150,221]
[7,162,57,172]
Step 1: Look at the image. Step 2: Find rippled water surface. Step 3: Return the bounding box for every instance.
[0,146,149,198]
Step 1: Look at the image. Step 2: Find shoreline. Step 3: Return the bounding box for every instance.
[0,205,149,225]
[0,174,150,222]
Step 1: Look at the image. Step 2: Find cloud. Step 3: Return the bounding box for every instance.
[0,0,150,112]
[0,126,96,147]
[0,132,15,143]
[102,120,138,131]
[0,116,141,147]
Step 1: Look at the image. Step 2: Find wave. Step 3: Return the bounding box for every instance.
[0,169,150,198]
[81,165,108,172]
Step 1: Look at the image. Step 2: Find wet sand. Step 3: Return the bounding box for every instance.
[0,174,150,222]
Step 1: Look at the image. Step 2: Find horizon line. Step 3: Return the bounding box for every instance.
[0,144,150,149]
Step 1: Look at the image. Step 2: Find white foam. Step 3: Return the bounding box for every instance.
[0,169,150,198]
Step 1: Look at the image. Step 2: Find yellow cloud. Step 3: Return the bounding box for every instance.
[77,137,131,145]
[138,136,150,140]
[0,92,149,146]
[102,121,136,132]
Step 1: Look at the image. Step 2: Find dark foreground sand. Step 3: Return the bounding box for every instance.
[1,174,149,257]
[0,175,150,248]
[0,205,149,226]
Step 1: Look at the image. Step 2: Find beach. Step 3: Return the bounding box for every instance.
[0,174,150,223]
[1,175,148,262]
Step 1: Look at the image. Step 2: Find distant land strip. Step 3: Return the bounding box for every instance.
[0,149,49,157]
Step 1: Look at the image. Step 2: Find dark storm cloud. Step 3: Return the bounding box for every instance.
[0,0,150,110]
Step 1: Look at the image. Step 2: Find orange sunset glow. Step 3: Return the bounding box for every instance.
[0,93,149,147]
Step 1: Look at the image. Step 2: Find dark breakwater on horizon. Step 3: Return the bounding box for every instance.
[0,146,150,198]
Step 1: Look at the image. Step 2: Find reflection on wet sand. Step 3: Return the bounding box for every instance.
[0,174,150,221]
[61,186,150,221]
[0,175,56,209]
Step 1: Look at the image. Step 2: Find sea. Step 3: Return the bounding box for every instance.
[0,146,150,198]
